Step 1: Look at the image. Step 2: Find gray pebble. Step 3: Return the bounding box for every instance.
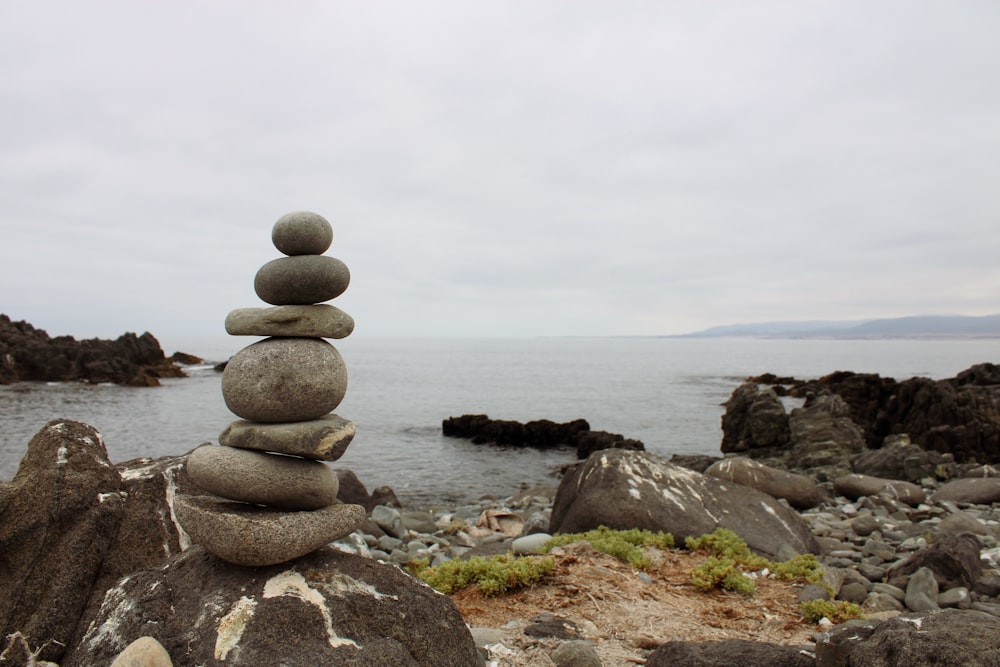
[254,255,350,305]
[272,211,333,256]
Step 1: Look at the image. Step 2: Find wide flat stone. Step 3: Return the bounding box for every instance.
[173,495,365,567]
[254,255,350,306]
[219,415,356,461]
[225,304,354,339]
[222,337,347,422]
[271,211,333,256]
[186,444,339,510]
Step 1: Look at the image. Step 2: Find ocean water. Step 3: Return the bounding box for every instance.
[1,336,997,506]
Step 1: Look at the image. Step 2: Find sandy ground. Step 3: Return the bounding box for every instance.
[451,542,818,666]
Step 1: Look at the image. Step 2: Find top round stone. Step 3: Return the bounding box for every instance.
[272,211,334,256]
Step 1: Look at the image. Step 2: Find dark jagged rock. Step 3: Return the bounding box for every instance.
[852,434,955,483]
[0,420,125,666]
[720,383,791,452]
[63,545,478,667]
[442,414,645,458]
[886,532,982,591]
[549,449,819,561]
[0,314,185,385]
[648,638,814,667]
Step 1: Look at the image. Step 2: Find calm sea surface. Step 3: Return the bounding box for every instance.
[2,336,997,506]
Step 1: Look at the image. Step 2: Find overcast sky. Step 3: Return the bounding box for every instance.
[2,1,998,344]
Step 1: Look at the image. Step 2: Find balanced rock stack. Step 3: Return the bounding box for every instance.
[175,211,365,566]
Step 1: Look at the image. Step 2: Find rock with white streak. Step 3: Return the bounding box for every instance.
[63,545,478,667]
[225,304,354,339]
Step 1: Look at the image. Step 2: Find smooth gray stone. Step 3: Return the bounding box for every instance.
[271,211,333,256]
[219,415,355,461]
[173,495,364,567]
[906,567,940,611]
[371,505,405,539]
[225,304,354,339]
[222,338,347,422]
[938,587,971,609]
[254,255,350,306]
[512,533,553,555]
[186,444,338,510]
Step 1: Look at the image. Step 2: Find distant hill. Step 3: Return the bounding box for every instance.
[676,314,1000,339]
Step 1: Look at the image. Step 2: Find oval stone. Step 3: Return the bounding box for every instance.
[219,414,356,461]
[254,255,350,305]
[225,304,354,339]
[221,338,347,422]
[173,495,365,567]
[186,444,339,510]
[272,211,333,256]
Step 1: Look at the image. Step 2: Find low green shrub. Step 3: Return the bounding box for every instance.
[408,554,556,597]
[800,599,866,624]
[690,556,756,595]
[543,525,674,569]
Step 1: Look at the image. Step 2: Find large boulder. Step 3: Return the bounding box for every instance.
[785,393,866,480]
[548,449,819,561]
[720,383,790,453]
[886,532,982,591]
[63,546,478,667]
[817,610,1000,666]
[932,477,1000,505]
[0,314,184,385]
[852,434,955,483]
[0,420,125,666]
[704,456,822,509]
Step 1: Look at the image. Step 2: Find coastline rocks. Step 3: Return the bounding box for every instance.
[720,383,791,452]
[0,314,184,385]
[219,415,356,461]
[186,444,339,510]
[852,435,955,484]
[173,496,365,567]
[442,414,645,458]
[225,304,355,339]
[0,420,125,666]
[786,394,865,480]
[704,456,822,509]
[221,337,348,422]
[63,546,478,667]
[254,255,350,305]
[549,449,820,561]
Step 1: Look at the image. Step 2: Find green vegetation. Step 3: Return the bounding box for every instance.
[690,555,757,595]
[542,525,675,569]
[408,554,556,597]
[800,599,866,624]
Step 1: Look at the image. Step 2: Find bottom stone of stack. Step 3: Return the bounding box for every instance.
[174,495,365,567]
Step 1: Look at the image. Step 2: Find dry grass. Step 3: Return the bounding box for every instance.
[451,542,816,666]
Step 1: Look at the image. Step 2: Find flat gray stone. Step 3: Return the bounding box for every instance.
[173,495,365,566]
[221,337,347,422]
[254,255,350,306]
[271,211,333,256]
[225,304,354,339]
[833,474,925,506]
[186,444,339,510]
[932,478,1000,504]
[219,415,355,461]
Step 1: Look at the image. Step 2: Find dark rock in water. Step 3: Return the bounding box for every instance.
[0,314,185,385]
[647,638,814,667]
[549,449,819,561]
[705,456,822,509]
[63,545,478,667]
[0,420,125,666]
[169,351,203,365]
[442,414,644,458]
[572,430,644,460]
[720,383,791,452]
[817,609,1000,667]
[790,371,895,446]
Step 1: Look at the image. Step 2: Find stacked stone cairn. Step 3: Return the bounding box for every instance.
[175,211,365,566]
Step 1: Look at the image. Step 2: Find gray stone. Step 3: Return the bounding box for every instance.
[887,532,982,591]
[798,584,830,603]
[932,477,1000,505]
[185,444,339,510]
[858,563,886,582]
[833,474,925,506]
[720,384,791,452]
[401,511,437,534]
[225,304,354,339]
[109,637,173,667]
[219,415,356,461]
[549,450,819,561]
[513,533,553,555]
[551,640,602,667]
[173,495,364,566]
[905,567,939,612]
[271,210,333,255]
[705,456,822,509]
[935,510,990,536]
[63,545,478,667]
[938,586,971,609]
[221,337,348,422]
[851,514,881,536]
[648,639,814,667]
[371,505,405,538]
[861,592,904,614]
[839,582,869,604]
[254,255,350,305]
